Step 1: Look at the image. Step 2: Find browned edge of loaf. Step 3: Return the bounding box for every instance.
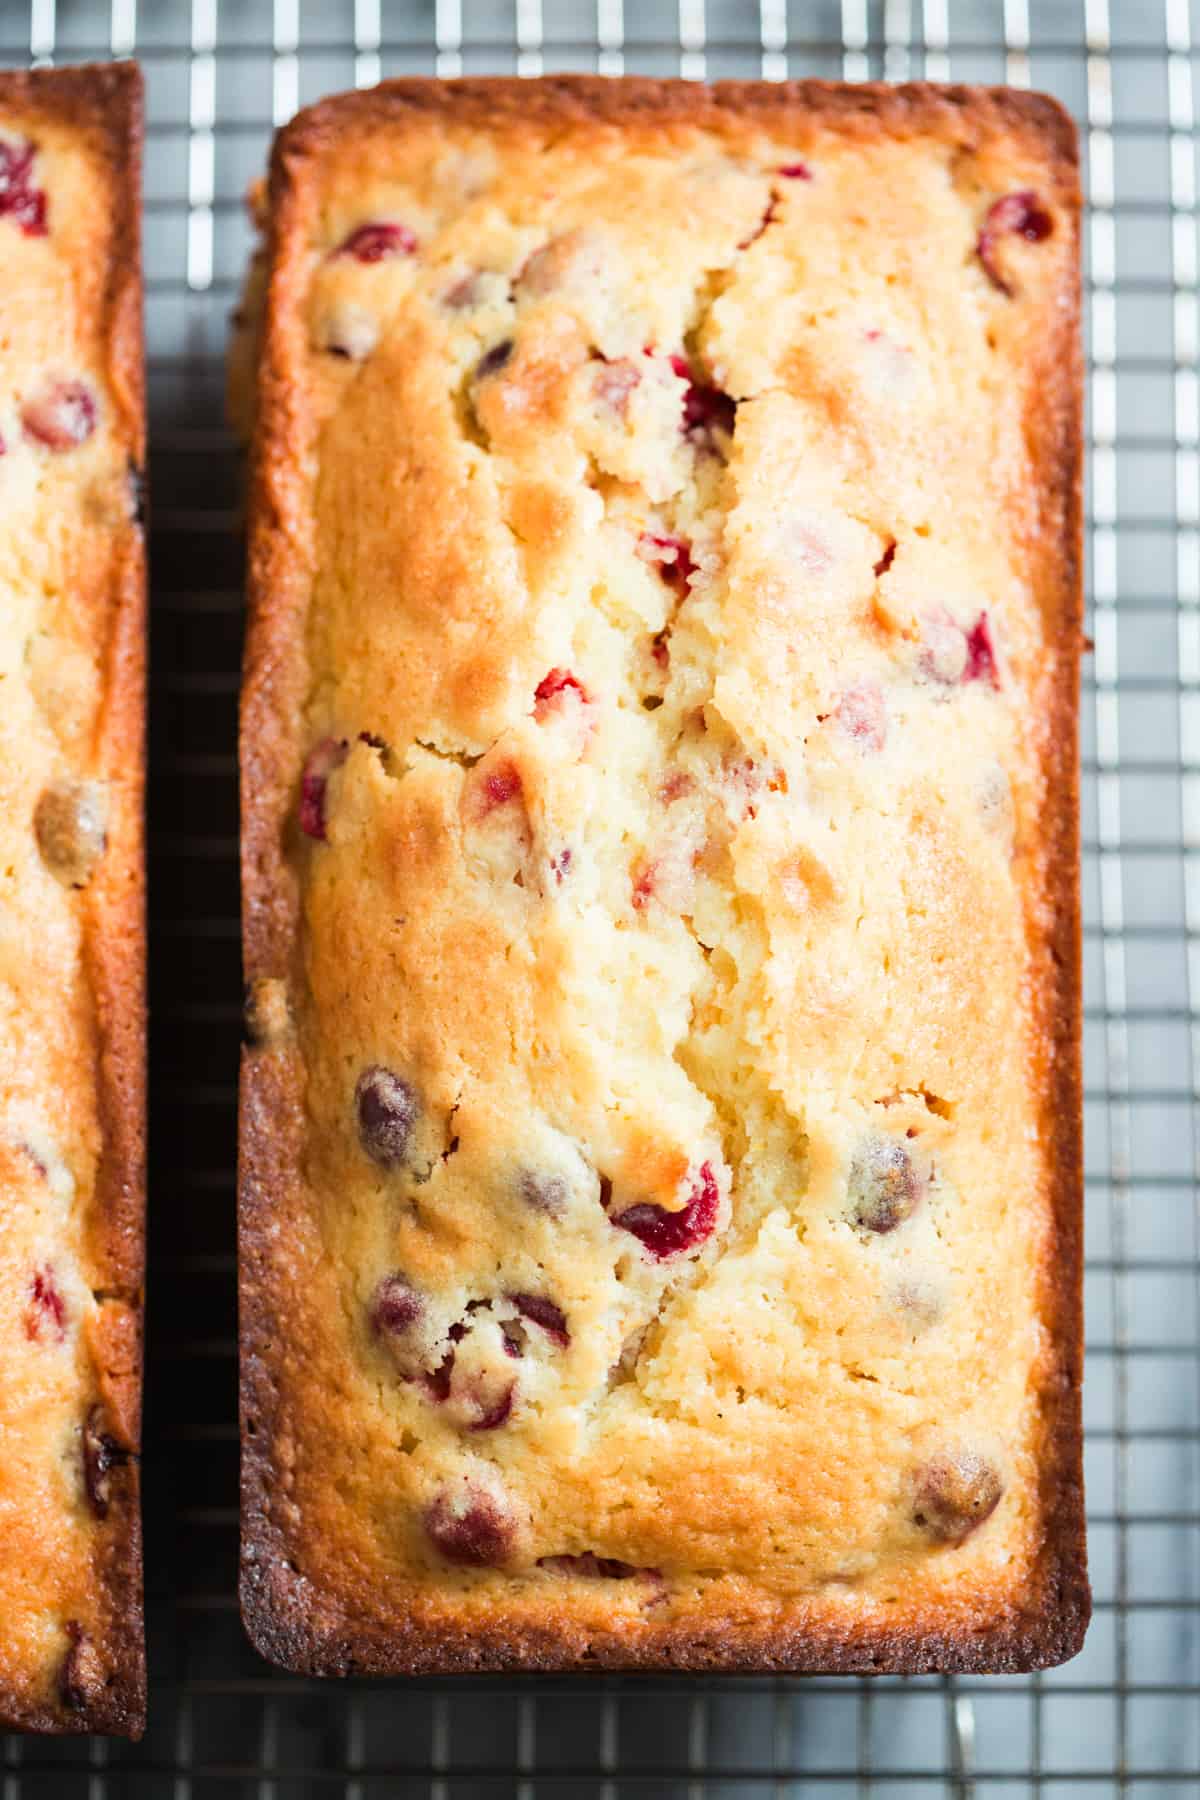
[238,75,1088,1678]
[0,61,147,1737]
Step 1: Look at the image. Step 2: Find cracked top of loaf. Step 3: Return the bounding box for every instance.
[0,63,144,1734]
[238,76,1086,1675]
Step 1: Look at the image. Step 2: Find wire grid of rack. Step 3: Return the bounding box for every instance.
[2,0,1198,1792]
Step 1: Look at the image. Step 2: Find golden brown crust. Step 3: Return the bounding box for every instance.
[240,75,1086,1676]
[0,61,145,1737]
[1026,234,1089,1668]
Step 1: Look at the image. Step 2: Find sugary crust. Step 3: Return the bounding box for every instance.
[240,76,1086,1676]
[0,61,146,1736]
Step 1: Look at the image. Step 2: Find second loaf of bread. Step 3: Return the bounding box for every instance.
[238,76,1087,1675]
[0,61,145,1735]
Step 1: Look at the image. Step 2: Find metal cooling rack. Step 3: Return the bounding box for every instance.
[2,0,1198,1793]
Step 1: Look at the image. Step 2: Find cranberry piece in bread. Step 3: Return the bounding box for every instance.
[425,1486,515,1566]
[22,378,96,450]
[355,1067,421,1169]
[336,220,417,261]
[912,1451,1005,1544]
[611,1162,720,1259]
[847,1138,923,1234]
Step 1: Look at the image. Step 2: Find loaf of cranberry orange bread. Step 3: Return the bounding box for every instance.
[238,76,1086,1675]
[0,63,145,1733]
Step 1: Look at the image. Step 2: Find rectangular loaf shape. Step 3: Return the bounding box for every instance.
[0,63,145,1733]
[239,76,1087,1675]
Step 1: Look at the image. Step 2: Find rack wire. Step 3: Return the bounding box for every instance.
[1,0,1197,1792]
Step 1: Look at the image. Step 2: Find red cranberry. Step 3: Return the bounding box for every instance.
[549,848,573,885]
[874,540,897,578]
[298,737,348,839]
[335,220,417,262]
[355,1066,420,1168]
[977,190,1053,296]
[847,1138,922,1233]
[539,1552,643,1579]
[778,161,812,180]
[921,610,999,689]
[59,1624,105,1713]
[83,1405,130,1521]
[638,533,696,595]
[517,1169,567,1215]
[684,381,736,438]
[24,1265,66,1343]
[836,682,887,752]
[21,378,96,451]
[669,354,736,441]
[425,1486,514,1565]
[0,137,47,236]
[508,1292,569,1348]
[611,1161,720,1260]
[912,1451,1004,1543]
[964,611,1000,687]
[465,757,524,824]
[485,763,521,805]
[371,1274,423,1336]
[534,668,590,721]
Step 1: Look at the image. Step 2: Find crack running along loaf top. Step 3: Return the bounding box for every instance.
[238,76,1086,1674]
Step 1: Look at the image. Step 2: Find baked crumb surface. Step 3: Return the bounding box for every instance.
[241,77,1086,1671]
